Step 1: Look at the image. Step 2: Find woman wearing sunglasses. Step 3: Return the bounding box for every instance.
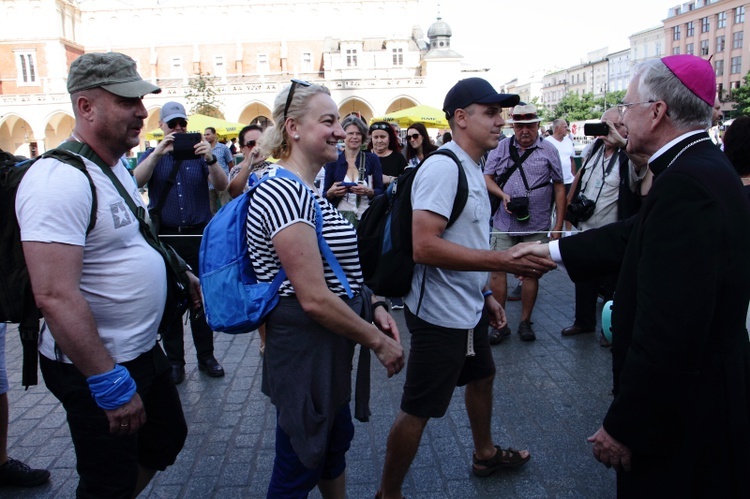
[227,124,273,198]
[368,121,407,186]
[248,81,404,497]
[405,122,437,168]
[322,115,384,226]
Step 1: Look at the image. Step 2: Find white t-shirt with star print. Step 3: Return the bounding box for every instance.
[16,154,167,364]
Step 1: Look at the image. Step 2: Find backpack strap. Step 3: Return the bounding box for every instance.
[422,149,468,227]
[256,168,354,299]
[413,148,469,315]
[56,142,191,275]
[39,148,98,235]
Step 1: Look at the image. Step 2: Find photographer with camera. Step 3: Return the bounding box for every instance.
[561,108,647,346]
[134,102,228,384]
[483,104,566,342]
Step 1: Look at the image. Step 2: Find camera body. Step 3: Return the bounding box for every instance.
[172,132,202,160]
[583,122,610,137]
[565,194,596,225]
[507,196,530,222]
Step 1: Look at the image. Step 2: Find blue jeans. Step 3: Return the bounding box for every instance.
[267,404,354,498]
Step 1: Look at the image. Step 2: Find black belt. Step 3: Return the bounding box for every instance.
[160,223,207,234]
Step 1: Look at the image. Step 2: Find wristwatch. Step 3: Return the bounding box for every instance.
[206,155,218,165]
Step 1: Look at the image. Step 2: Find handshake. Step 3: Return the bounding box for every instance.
[500,241,555,279]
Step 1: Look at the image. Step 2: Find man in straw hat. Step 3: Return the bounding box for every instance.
[516,54,750,497]
[16,52,188,497]
[483,103,565,343]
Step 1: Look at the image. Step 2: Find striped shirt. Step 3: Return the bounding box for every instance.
[246,172,363,297]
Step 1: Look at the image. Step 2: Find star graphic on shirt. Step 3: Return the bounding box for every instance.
[110,201,132,229]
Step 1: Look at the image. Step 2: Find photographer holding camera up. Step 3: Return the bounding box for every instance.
[483,103,566,343]
[560,107,648,346]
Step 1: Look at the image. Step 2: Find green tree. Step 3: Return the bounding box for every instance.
[731,72,750,116]
[185,71,223,117]
[547,90,626,122]
[601,90,625,112]
[550,92,600,121]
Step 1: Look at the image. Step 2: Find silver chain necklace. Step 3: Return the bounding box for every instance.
[666,136,712,169]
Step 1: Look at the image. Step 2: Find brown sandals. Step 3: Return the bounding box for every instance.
[472,445,531,477]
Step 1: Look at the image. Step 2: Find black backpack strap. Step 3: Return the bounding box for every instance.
[413,148,469,316]
[40,148,97,235]
[422,149,468,227]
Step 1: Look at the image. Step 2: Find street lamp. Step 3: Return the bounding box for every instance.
[603,57,610,109]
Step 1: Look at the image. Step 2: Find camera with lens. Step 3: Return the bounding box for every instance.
[507,196,530,222]
[565,194,596,225]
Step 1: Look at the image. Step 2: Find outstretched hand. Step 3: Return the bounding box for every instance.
[497,242,556,278]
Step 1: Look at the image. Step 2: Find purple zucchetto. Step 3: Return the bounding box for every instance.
[661,55,715,106]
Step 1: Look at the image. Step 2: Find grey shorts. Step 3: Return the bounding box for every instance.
[490,231,550,252]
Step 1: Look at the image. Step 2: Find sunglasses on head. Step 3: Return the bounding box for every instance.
[408,133,421,141]
[243,140,257,148]
[167,118,188,129]
[283,79,312,122]
[370,123,390,132]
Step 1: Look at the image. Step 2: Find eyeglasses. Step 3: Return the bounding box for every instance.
[616,100,656,115]
[167,118,188,129]
[408,133,421,141]
[370,123,390,132]
[512,114,539,122]
[283,79,312,122]
[243,140,257,148]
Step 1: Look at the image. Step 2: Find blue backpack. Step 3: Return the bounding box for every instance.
[199,167,352,334]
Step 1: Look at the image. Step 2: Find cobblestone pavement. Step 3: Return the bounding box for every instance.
[3,268,617,498]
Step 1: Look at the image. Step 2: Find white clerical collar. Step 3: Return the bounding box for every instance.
[648,130,705,165]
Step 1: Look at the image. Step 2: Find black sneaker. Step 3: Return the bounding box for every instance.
[0,458,50,487]
[488,325,511,345]
[390,297,404,310]
[518,320,536,342]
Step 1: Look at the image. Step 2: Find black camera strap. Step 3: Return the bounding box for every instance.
[507,137,546,194]
[580,142,618,204]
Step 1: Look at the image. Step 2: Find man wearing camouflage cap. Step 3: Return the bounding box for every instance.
[16,52,188,497]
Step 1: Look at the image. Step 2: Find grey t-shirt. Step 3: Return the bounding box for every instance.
[404,141,490,329]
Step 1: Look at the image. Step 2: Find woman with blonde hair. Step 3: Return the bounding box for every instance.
[249,80,404,497]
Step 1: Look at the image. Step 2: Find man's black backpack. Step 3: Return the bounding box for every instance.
[0,148,96,387]
[356,149,468,297]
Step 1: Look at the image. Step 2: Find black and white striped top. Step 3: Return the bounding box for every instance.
[246,174,363,297]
